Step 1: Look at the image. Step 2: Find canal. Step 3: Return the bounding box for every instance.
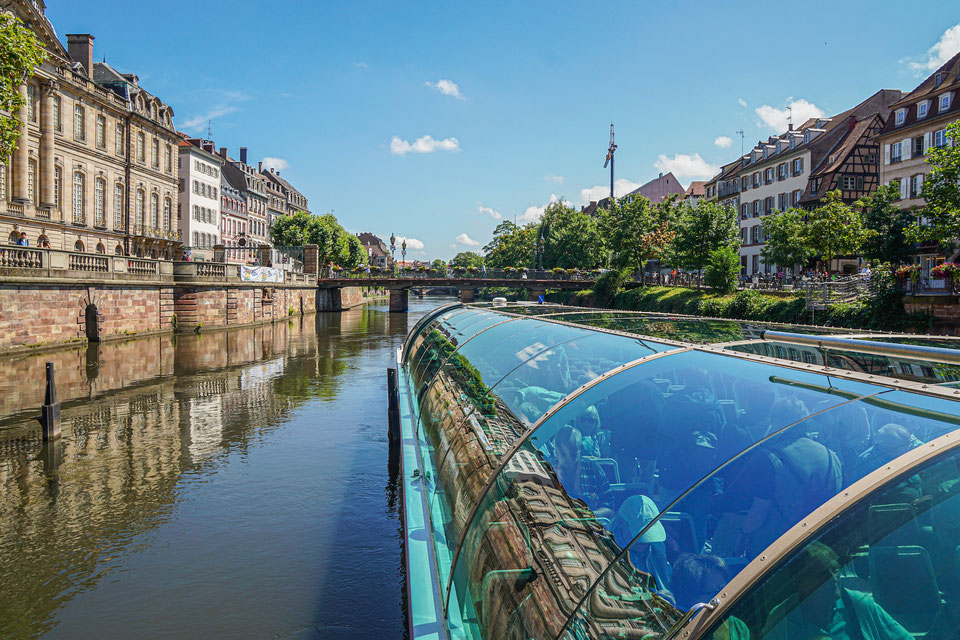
[0,297,448,639]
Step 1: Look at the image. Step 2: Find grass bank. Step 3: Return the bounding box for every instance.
[545,285,932,333]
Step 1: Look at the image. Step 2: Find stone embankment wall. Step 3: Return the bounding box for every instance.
[0,282,318,354]
[904,295,960,335]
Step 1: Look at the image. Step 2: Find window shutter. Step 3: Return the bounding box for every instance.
[925,132,933,150]
[902,138,912,161]
[884,144,890,164]
[857,176,864,191]
[900,179,908,199]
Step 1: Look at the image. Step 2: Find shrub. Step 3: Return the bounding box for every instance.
[704,246,741,294]
[593,269,627,307]
[931,262,960,279]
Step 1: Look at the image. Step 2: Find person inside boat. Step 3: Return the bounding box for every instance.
[554,425,613,520]
[611,494,674,604]
[760,542,911,640]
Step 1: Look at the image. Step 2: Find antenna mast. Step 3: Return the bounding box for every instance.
[602,123,616,202]
[736,129,744,157]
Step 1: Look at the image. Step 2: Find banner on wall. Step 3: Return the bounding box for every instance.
[240,266,284,282]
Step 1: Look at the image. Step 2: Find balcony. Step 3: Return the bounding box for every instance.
[718,182,740,198]
[132,224,182,241]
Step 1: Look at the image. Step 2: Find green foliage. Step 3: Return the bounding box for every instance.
[911,120,960,247]
[761,208,814,270]
[805,191,872,273]
[669,200,740,277]
[599,193,679,275]
[270,211,366,269]
[0,15,45,158]
[593,269,627,307]
[450,251,484,269]
[539,201,605,269]
[858,184,915,269]
[430,258,447,272]
[483,220,537,268]
[704,246,741,293]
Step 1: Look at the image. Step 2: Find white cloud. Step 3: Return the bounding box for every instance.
[456,233,480,246]
[519,193,574,223]
[449,244,457,249]
[180,90,249,134]
[477,205,502,220]
[908,24,960,74]
[390,135,461,156]
[579,179,641,206]
[425,79,465,100]
[544,174,565,185]
[397,236,424,250]
[754,98,824,132]
[353,61,368,69]
[654,153,720,180]
[714,136,733,149]
[738,98,748,108]
[261,157,289,172]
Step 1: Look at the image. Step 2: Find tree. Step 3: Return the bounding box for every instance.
[270,211,318,246]
[0,15,45,158]
[450,251,484,269]
[704,246,741,293]
[339,234,367,269]
[761,208,814,273]
[909,120,960,248]
[805,191,871,274]
[669,200,740,283]
[859,183,916,270]
[598,194,652,272]
[483,220,537,268]
[269,211,364,270]
[430,258,447,272]
[539,201,605,269]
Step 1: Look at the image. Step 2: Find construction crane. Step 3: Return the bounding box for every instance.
[602,123,616,202]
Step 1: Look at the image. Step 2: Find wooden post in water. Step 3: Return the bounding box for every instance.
[36,362,61,441]
[387,367,401,446]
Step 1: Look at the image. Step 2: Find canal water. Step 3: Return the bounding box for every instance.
[0,297,449,639]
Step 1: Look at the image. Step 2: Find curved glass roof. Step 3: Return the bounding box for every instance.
[401,304,960,640]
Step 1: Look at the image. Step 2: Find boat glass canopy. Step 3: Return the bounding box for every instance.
[400,303,960,640]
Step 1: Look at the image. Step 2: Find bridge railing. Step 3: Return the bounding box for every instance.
[327,268,600,281]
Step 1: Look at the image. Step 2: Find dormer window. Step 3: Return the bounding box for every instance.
[935,72,944,88]
[918,101,929,119]
[895,109,906,126]
[939,93,951,113]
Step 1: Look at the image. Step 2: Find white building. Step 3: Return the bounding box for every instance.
[177,139,224,259]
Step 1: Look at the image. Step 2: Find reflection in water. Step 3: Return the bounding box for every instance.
[0,298,445,639]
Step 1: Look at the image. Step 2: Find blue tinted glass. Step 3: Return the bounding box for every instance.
[699,435,960,640]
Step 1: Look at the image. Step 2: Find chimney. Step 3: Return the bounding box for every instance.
[239,147,248,164]
[658,172,663,179]
[788,123,794,131]
[202,141,214,153]
[66,34,95,78]
[218,147,227,159]
[848,115,857,131]
[258,161,262,172]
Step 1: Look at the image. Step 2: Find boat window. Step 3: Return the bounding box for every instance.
[698,439,960,640]
[560,387,960,635]
[446,350,885,639]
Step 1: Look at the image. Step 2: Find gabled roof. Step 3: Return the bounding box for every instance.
[879,51,960,138]
[800,116,881,204]
[683,181,706,197]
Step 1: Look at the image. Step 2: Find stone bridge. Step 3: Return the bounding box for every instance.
[317,270,596,311]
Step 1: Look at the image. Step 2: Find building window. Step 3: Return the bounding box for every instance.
[741,176,749,191]
[792,189,801,205]
[135,189,144,227]
[150,192,159,228]
[792,157,803,175]
[753,200,760,217]
[750,225,760,244]
[72,172,84,224]
[114,183,124,229]
[939,94,951,113]
[26,84,36,122]
[918,101,928,118]
[777,163,787,180]
[913,136,925,157]
[94,178,105,227]
[765,168,773,184]
[163,197,171,231]
[150,103,157,121]
[165,145,172,173]
[777,193,787,210]
[53,96,61,132]
[96,115,105,149]
[895,109,905,125]
[27,159,36,205]
[753,172,760,188]
[54,166,60,209]
[841,175,864,191]
[152,138,159,168]
[137,132,145,162]
[891,141,902,162]
[911,174,923,198]
[935,129,948,148]
[116,121,125,156]
[764,196,774,213]
[74,104,84,141]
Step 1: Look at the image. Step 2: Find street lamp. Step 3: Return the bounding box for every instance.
[401,238,407,267]
[390,233,396,273]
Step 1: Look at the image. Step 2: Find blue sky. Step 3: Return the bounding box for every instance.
[49,2,960,260]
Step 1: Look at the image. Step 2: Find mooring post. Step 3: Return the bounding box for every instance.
[36,362,61,441]
[387,367,401,445]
